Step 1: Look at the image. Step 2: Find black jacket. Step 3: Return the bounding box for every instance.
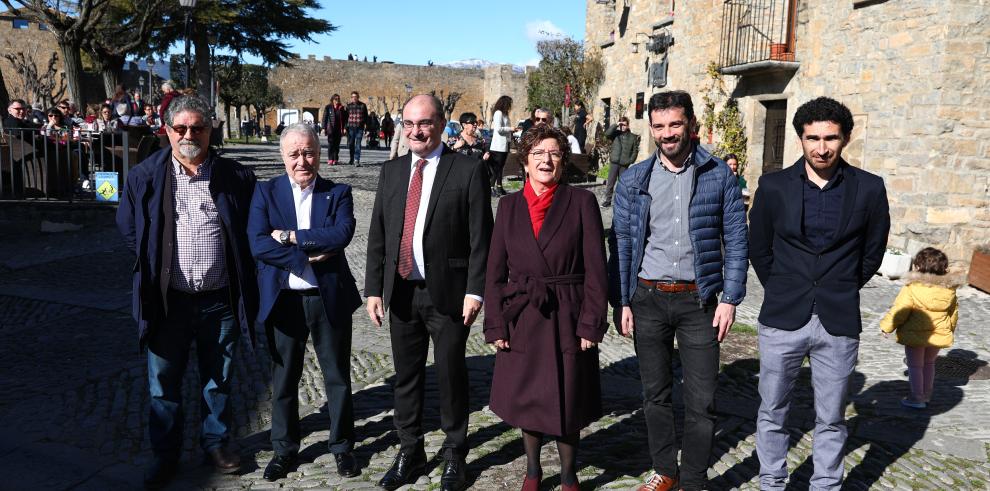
[749,159,889,337]
[365,147,493,316]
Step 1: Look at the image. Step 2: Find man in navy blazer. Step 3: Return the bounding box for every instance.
[248,123,363,481]
[749,97,890,490]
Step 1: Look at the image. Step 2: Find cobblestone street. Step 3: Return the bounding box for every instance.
[1,141,988,490]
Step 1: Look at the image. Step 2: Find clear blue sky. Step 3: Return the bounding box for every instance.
[275,1,586,67]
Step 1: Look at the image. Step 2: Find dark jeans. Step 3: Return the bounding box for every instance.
[346,127,363,162]
[270,291,354,456]
[388,278,470,459]
[488,150,507,190]
[603,163,627,203]
[147,288,238,459]
[631,285,718,490]
[328,132,342,162]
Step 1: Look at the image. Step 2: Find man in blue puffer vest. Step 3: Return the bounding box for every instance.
[609,90,748,491]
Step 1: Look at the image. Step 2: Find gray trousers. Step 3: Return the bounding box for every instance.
[756,314,859,491]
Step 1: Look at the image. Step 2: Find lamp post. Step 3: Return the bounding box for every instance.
[147,58,155,100]
[179,0,198,89]
[138,76,145,100]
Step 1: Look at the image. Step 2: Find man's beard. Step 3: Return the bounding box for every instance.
[178,140,202,159]
[656,135,690,161]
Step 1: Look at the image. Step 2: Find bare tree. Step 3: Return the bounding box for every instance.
[3,51,67,108]
[83,0,164,98]
[1,0,113,108]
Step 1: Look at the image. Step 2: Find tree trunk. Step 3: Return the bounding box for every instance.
[99,54,125,99]
[59,40,85,109]
[224,103,232,138]
[235,105,242,137]
[193,26,211,99]
[0,69,9,110]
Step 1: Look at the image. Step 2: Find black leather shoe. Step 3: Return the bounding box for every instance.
[377,450,426,490]
[143,456,178,489]
[263,454,296,481]
[334,451,360,477]
[440,455,467,491]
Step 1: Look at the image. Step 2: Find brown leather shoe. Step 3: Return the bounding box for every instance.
[636,472,678,491]
[205,446,241,474]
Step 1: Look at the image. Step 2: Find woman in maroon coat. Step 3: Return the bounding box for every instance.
[484,125,608,491]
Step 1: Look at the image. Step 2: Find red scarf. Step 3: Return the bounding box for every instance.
[523,180,559,238]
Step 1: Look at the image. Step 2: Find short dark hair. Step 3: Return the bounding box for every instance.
[792,97,854,139]
[458,112,478,125]
[8,98,27,108]
[618,116,630,124]
[517,124,571,169]
[647,90,695,122]
[724,153,738,161]
[351,91,359,97]
[912,247,949,276]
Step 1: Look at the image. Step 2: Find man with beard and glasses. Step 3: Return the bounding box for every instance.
[750,97,889,490]
[117,95,259,489]
[609,90,748,491]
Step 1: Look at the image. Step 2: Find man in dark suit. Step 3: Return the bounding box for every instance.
[365,94,493,491]
[749,97,890,490]
[116,95,258,489]
[247,123,363,481]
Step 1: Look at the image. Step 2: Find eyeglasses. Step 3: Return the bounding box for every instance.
[169,124,207,136]
[401,120,435,130]
[534,117,549,122]
[10,106,25,112]
[529,150,563,160]
[462,121,476,126]
[48,114,59,118]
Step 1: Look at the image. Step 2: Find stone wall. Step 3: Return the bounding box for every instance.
[0,14,63,104]
[268,56,528,127]
[586,0,990,264]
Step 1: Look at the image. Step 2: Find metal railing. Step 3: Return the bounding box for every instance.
[718,0,797,69]
[0,127,156,202]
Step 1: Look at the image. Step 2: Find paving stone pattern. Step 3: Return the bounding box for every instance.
[0,141,988,490]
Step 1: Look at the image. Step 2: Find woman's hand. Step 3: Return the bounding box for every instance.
[580,338,597,351]
[452,138,465,149]
[482,151,490,160]
[493,339,510,350]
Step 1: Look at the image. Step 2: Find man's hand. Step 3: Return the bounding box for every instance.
[580,338,597,351]
[462,296,482,326]
[270,229,282,242]
[621,306,634,337]
[307,252,336,263]
[493,339,510,350]
[713,302,736,342]
[367,296,385,327]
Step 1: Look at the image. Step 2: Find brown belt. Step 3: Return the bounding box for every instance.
[638,278,697,293]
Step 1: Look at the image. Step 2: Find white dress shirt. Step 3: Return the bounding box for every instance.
[287,178,320,290]
[406,145,482,302]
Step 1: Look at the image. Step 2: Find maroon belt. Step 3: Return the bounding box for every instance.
[638,278,697,293]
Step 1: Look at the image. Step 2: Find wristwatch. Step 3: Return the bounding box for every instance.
[279,230,291,245]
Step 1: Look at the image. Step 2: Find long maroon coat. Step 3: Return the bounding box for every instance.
[484,183,608,436]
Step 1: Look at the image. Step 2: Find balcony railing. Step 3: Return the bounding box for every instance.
[718,0,798,71]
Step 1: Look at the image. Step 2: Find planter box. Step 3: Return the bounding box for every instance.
[878,252,912,279]
[969,250,990,293]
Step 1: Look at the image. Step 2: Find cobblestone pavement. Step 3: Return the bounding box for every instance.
[0,140,988,490]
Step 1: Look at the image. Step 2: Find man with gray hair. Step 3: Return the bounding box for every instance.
[157,81,178,135]
[117,95,259,488]
[247,123,363,481]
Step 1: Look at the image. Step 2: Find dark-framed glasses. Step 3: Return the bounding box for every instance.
[169,124,207,136]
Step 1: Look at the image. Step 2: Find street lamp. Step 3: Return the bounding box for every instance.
[138,76,145,100]
[179,0,198,89]
[147,58,155,100]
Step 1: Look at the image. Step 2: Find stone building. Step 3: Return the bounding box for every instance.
[0,12,63,105]
[268,56,529,130]
[586,0,990,264]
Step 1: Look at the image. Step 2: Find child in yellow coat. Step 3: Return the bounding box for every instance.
[880,247,961,409]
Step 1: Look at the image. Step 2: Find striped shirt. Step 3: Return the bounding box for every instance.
[169,155,228,292]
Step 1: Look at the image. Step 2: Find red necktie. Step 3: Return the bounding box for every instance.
[397,159,427,279]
